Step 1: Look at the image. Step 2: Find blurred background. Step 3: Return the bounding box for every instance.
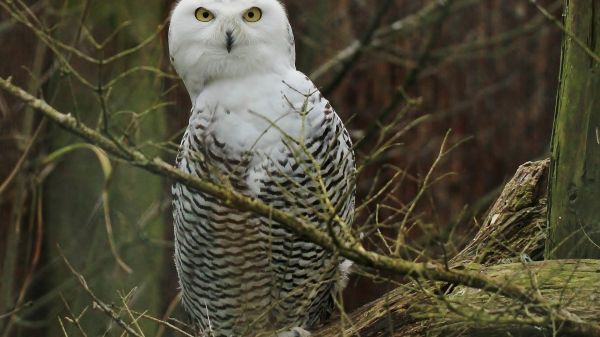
[0,0,561,336]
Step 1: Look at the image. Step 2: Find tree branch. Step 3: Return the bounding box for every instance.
[1,77,599,337]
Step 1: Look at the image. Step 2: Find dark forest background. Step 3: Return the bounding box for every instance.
[0,0,562,336]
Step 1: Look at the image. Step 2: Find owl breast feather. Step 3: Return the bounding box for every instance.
[193,70,327,154]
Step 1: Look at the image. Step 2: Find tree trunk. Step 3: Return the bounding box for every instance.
[546,0,600,259]
[42,2,170,336]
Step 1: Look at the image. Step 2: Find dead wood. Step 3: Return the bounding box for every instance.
[315,159,600,337]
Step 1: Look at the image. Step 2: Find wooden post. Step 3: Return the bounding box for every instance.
[546,0,600,259]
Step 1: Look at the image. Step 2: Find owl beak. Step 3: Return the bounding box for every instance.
[226,31,234,53]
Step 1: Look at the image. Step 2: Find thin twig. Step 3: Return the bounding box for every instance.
[393,130,452,255]
[0,119,46,195]
[0,302,32,319]
[153,293,191,337]
[355,1,451,151]
[310,0,481,81]
[529,0,600,64]
[321,0,395,95]
[59,248,143,337]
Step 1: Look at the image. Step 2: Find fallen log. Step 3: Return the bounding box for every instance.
[315,159,600,337]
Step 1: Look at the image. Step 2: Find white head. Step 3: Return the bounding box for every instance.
[169,0,296,99]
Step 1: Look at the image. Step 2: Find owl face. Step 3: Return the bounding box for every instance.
[169,0,296,98]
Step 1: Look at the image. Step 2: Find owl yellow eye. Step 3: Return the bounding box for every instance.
[243,7,262,22]
[195,8,214,22]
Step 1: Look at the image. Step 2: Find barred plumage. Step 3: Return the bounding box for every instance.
[169,1,356,336]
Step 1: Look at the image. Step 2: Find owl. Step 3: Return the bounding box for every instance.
[169,1,356,336]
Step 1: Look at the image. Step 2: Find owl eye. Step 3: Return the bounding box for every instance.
[243,7,262,22]
[195,7,214,22]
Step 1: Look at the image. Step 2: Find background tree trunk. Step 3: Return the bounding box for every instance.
[546,0,600,259]
[41,1,171,336]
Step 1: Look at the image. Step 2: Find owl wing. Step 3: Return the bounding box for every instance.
[247,75,356,327]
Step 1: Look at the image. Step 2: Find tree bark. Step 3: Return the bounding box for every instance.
[546,0,600,259]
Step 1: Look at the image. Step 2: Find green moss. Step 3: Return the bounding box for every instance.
[546,0,600,259]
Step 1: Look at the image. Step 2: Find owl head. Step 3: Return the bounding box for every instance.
[169,0,296,99]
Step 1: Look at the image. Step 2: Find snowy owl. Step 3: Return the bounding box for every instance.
[169,1,356,336]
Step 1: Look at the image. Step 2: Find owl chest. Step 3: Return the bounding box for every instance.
[191,75,316,152]
[189,107,309,162]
